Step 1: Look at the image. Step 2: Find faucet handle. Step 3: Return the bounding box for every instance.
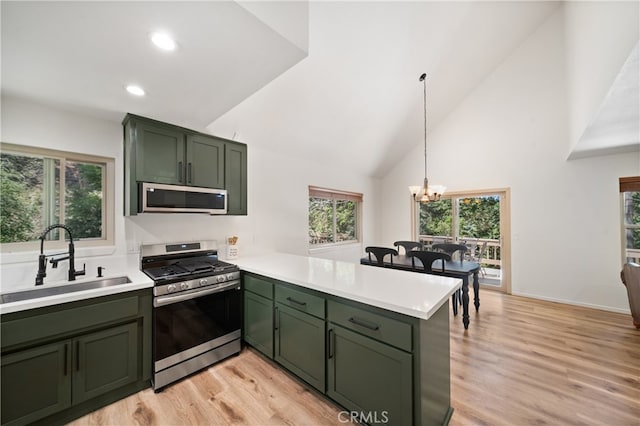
[75,263,86,278]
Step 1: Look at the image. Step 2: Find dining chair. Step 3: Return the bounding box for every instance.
[476,241,489,277]
[463,238,479,261]
[431,237,448,246]
[393,241,423,254]
[406,251,460,315]
[432,243,468,262]
[405,250,450,273]
[365,246,398,267]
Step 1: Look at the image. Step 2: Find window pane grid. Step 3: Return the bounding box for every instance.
[309,188,360,247]
[1,149,106,244]
[621,184,640,262]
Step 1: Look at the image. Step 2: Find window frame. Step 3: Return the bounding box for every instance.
[308,185,362,249]
[620,176,640,264]
[0,142,115,253]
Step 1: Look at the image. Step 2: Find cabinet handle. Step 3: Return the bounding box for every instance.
[328,329,334,359]
[63,343,68,376]
[274,306,279,330]
[348,317,380,331]
[76,341,80,372]
[286,297,307,307]
[187,162,192,184]
[178,161,183,183]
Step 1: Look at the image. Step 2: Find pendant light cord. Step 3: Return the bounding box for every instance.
[420,73,427,187]
[420,73,427,185]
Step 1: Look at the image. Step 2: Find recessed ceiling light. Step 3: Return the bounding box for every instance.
[150,32,177,51]
[126,85,145,96]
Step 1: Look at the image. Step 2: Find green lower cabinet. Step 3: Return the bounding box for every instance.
[242,274,452,425]
[1,289,152,426]
[244,291,274,358]
[72,322,138,404]
[1,322,139,426]
[274,303,325,392]
[327,324,413,426]
[1,341,72,426]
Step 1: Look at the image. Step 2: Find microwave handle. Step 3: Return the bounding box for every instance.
[178,161,183,183]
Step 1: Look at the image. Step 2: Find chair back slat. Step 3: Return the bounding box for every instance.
[393,241,422,254]
[406,250,451,272]
[365,246,398,267]
[432,243,468,261]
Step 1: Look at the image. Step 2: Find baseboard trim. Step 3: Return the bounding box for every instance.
[512,291,630,315]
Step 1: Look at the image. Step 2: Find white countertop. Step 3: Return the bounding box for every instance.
[234,253,461,320]
[0,259,153,315]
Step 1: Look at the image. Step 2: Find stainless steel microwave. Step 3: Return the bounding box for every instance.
[140,182,227,214]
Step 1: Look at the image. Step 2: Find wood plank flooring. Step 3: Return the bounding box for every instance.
[69,292,640,425]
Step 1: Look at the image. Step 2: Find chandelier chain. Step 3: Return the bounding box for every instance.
[423,73,427,181]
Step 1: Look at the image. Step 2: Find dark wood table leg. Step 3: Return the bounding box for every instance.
[473,271,480,312]
[462,277,469,329]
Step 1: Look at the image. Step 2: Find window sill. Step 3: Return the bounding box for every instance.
[308,241,362,254]
[1,245,117,265]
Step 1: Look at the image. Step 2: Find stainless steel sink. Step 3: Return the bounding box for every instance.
[1,276,132,304]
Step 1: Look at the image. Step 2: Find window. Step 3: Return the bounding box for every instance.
[620,177,640,264]
[309,186,362,247]
[412,189,511,293]
[0,143,114,251]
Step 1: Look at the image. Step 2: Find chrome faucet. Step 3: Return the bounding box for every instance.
[35,224,86,285]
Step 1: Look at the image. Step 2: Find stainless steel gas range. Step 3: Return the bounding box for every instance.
[140,241,241,391]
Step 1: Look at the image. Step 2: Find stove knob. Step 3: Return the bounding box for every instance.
[226,273,236,281]
[167,284,177,293]
[199,279,208,286]
[217,275,226,283]
[180,282,189,290]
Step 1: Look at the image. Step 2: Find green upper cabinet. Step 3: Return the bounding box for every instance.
[186,135,225,189]
[123,114,248,215]
[225,142,248,215]
[134,121,185,184]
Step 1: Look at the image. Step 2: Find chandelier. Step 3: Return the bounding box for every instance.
[409,73,445,203]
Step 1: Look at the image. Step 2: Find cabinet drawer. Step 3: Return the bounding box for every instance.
[327,300,412,352]
[275,285,324,319]
[1,296,140,349]
[243,274,273,299]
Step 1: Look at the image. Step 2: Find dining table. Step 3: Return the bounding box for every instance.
[360,253,480,329]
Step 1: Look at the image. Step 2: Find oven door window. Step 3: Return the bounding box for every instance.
[154,289,241,362]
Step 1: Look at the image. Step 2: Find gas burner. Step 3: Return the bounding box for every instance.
[140,240,240,296]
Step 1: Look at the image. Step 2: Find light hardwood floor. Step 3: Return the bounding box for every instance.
[69,291,640,425]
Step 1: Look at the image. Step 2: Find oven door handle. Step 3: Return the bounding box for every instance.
[154,281,240,307]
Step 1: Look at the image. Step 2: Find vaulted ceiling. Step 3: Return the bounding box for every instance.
[5,1,630,178]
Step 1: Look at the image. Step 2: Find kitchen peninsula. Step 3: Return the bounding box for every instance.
[235,253,461,426]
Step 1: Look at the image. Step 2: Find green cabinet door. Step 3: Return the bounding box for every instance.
[224,142,247,215]
[327,324,412,425]
[244,291,274,358]
[186,135,225,189]
[274,303,326,392]
[135,121,185,184]
[72,322,138,404]
[1,341,72,426]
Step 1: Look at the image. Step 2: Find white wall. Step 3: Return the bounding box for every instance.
[1,96,377,280]
[379,4,639,313]
[564,1,640,152]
